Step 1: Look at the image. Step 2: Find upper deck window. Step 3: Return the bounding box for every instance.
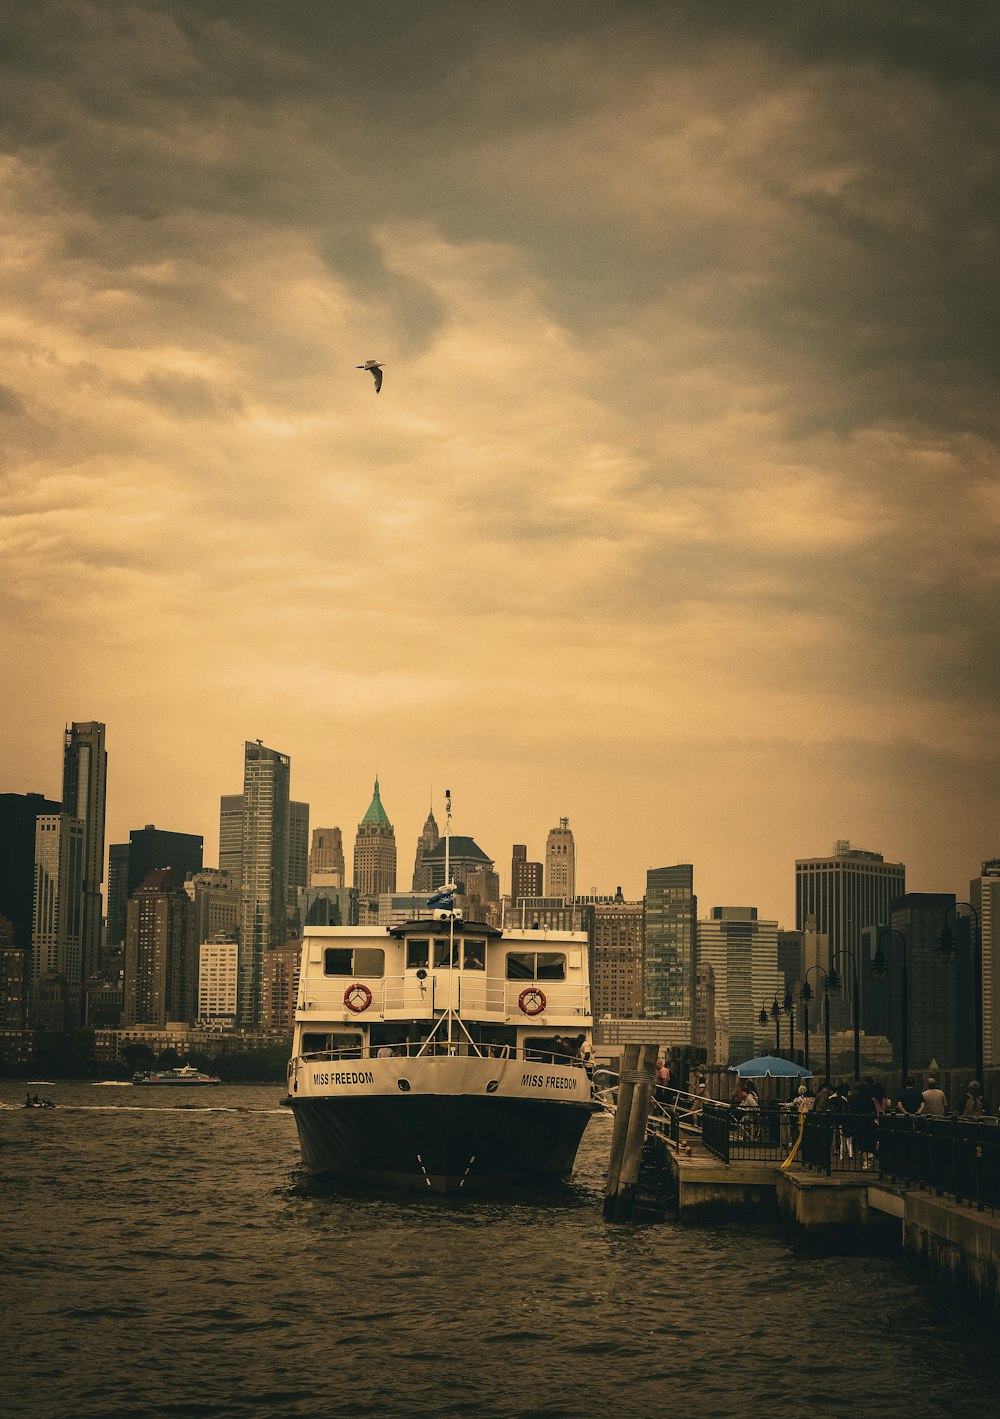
[406,938,429,969]
[324,946,386,977]
[505,951,567,981]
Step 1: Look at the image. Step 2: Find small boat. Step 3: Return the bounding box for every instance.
[23,1096,55,1108]
[132,1064,221,1086]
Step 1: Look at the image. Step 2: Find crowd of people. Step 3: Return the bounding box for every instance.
[773,1075,992,1120]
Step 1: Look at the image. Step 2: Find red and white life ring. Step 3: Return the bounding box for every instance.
[344,982,373,1014]
[518,986,547,1016]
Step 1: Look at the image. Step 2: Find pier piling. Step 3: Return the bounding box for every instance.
[603,1043,657,1221]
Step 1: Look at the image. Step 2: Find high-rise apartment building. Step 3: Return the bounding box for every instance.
[696,907,782,1064]
[261,942,302,1034]
[30,813,84,988]
[0,792,62,955]
[796,842,905,1029]
[184,869,240,947]
[238,741,291,1026]
[0,918,27,1030]
[61,721,106,981]
[544,818,576,902]
[511,845,543,902]
[309,827,345,887]
[644,864,696,1030]
[591,894,645,1020]
[123,868,196,1027]
[198,936,240,1021]
[970,859,1000,1066]
[411,806,440,893]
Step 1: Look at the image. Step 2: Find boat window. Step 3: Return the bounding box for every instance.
[302,1031,363,1055]
[406,938,429,969]
[505,951,567,981]
[433,937,459,967]
[323,947,385,977]
[462,939,485,970]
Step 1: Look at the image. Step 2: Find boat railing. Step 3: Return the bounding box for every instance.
[299,972,590,1019]
[295,1041,593,1066]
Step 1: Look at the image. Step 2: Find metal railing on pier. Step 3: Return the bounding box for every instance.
[700,1102,800,1163]
[878,1116,1000,1212]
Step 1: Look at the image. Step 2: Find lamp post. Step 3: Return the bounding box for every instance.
[786,977,809,1071]
[783,986,796,1063]
[770,996,783,1055]
[803,965,831,1084]
[937,901,983,1086]
[872,928,908,1083]
[829,949,861,1081]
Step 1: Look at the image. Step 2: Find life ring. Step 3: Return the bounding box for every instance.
[344,982,373,1014]
[518,986,547,1016]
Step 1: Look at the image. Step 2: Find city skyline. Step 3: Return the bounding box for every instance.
[3,720,992,930]
[3,4,998,930]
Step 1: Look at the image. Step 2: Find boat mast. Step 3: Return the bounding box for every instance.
[445,787,453,1048]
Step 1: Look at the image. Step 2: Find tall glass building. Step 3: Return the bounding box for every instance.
[643,864,696,1030]
[239,741,291,1025]
[61,721,106,982]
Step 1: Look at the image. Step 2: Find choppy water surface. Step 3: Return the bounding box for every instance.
[2,1081,998,1419]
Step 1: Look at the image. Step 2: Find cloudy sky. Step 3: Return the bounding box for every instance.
[2,0,998,923]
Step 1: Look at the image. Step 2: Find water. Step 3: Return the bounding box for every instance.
[2,1081,998,1419]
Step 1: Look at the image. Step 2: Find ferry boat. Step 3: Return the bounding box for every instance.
[285,906,598,1194]
[132,1064,221,1086]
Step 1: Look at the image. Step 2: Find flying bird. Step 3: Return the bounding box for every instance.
[357,359,383,393]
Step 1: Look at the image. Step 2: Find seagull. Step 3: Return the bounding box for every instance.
[357,359,383,393]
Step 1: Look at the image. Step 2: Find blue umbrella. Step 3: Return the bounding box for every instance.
[728,1054,813,1078]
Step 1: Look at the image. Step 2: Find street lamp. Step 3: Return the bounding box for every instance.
[829,948,861,1081]
[770,995,783,1055]
[785,977,809,1071]
[937,901,983,1085]
[873,928,908,1083]
[803,965,831,1084]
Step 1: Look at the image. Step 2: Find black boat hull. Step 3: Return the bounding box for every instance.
[290,1093,595,1193]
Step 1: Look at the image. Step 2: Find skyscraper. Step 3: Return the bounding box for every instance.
[30,813,84,988]
[123,868,196,1027]
[696,907,781,1064]
[126,826,204,897]
[61,721,106,980]
[970,859,1000,1066]
[644,864,696,1029]
[866,893,975,1070]
[288,801,310,894]
[795,841,905,1029]
[309,827,345,886]
[0,791,62,955]
[105,842,130,950]
[411,804,440,893]
[219,794,244,879]
[544,818,576,902]
[238,741,291,1025]
[353,779,396,923]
